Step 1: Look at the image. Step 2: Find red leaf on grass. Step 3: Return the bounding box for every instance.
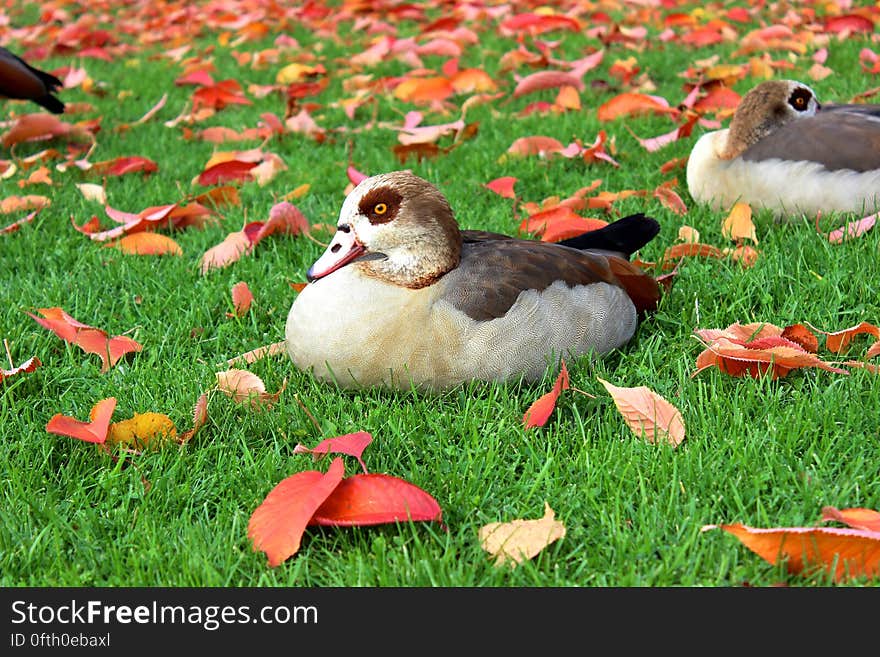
[200,230,252,273]
[523,360,570,428]
[1,113,93,148]
[293,432,373,473]
[310,473,442,526]
[90,156,159,177]
[822,506,880,533]
[513,70,584,98]
[703,522,880,582]
[248,457,346,567]
[484,176,518,199]
[196,160,258,186]
[824,14,874,35]
[1,210,38,234]
[179,392,209,444]
[0,356,41,383]
[28,307,142,372]
[46,397,117,444]
[781,323,819,353]
[520,206,608,242]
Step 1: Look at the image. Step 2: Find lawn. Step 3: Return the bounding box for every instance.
[1,0,879,588]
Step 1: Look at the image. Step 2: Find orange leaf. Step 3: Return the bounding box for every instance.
[478,502,566,567]
[721,202,757,244]
[309,473,442,526]
[230,281,253,317]
[393,77,454,104]
[46,397,117,444]
[597,377,685,447]
[781,323,819,353]
[112,232,182,256]
[653,186,688,215]
[248,457,346,567]
[693,335,848,379]
[822,506,880,533]
[28,307,142,372]
[661,242,724,265]
[523,361,570,429]
[597,92,673,121]
[819,321,880,354]
[106,412,178,448]
[704,522,880,582]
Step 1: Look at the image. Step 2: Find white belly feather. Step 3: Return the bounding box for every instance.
[687,130,880,217]
[285,267,637,390]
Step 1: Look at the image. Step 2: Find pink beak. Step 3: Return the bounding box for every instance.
[307,225,365,281]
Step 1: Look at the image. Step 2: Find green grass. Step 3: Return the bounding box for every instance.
[1,1,879,587]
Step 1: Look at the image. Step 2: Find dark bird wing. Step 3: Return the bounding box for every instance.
[445,215,661,321]
[0,47,65,114]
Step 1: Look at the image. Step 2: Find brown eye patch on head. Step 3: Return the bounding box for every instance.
[358,186,403,225]
[788,87,813,112]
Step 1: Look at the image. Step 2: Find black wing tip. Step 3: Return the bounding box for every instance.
[556,212,660,256]
[36,94,65,114]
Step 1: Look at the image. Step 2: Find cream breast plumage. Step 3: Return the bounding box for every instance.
[285,170,661,391]
[686,79,880,217]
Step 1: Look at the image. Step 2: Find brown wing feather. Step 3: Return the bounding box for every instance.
[742,112,880,172]
[440,238,658,321]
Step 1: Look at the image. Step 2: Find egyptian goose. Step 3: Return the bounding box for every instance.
[0,47,65,114]
[686,79,880,217]
[285,171,661,390]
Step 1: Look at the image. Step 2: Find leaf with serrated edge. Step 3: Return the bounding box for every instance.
[597,377,685,447]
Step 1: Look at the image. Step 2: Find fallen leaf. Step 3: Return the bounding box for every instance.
[112,232,183,256]
[46,397,117,444]
[721,202,757,244]
[818,321,880,354]
[28,307,142,373]
[822,506,880,533]
[523,360,570,428]
[479,502,566,567]
[309,473,442,526]
[293,432,373,473]
[230,281,253,317]
[248,457,346,567]
[0,356,42,383]
[703,522,880,583]
[597,377,685,447]
[76,183,107,204]
[597,92,674,121]
[224,341,288,367]
[215,368,284,407]
[106,412,178,449]
[179,392,209,443]
[483,176,518,199]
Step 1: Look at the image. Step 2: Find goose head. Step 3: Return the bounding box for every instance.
[307,171,462,289]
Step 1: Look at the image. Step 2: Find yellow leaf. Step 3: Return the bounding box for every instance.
[721,201,758,244]
[478,502,566,567]
[276,63,318,85]
[106,412,177,448]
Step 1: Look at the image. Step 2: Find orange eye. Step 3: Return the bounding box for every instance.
[374,203,387,215]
